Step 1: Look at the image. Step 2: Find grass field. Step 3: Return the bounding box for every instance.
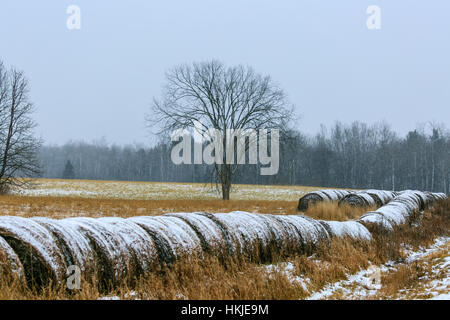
[2,179,365,220]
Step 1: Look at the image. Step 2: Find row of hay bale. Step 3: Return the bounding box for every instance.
[297,189,353,211]
[338,190,398,207]
[358,190,447,232]
[298,188,402,211]
[0,190,446,290]
[0,212,372,290]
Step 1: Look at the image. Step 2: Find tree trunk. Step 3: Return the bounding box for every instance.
[220,164,231,200]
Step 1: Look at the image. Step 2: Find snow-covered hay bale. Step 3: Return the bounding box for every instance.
[0,216,66,288]
[359,212,394,233]
[0,235,25,283]
[359,191,425,232]
[433,193,447,200]
[298,192,325,211]
[165,213,229,256]
[364,190,396,206]
[32,217,96,282]
[274,215,330,254]
[252,214,303,256]
[339,192,377,207]
[213,212,274,260]
[264,215,305,254]
[298,189,351,211]
[63,217,133,287]
[98,217,159,278]
[129,216,202,265]
[319,220,372,241]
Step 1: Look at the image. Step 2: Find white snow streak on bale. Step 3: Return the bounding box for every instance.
[214,212,273,256]
[63,217,132,284]
[319,221,372,241]
[276,215,329,251]
[129,216,201,264]
[268,216,305,252]
[0,235,25,280]
[359,212,394,232]
[98,217,158,275]
[32,217,95,279]
[298,189,351,211]
[358,191,431,231]
[128,217,176,264]
[0,216,66,286]
[165,213,228,255]
[339,192,377,207]
[153,216,202,255]
[365,190,396,205]
[254,214,293,249]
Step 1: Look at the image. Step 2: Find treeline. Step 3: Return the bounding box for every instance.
[38,121,450,194]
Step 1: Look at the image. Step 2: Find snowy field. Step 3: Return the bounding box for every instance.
[14,179,325,201]
[264,237,450,300]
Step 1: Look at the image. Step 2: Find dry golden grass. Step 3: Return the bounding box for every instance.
[304,202,377,221]
[0,195,370,221]
[0,195,300,218]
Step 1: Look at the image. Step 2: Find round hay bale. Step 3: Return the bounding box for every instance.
[433,193,447,200]
[32,217,96,282]
[129,216,202,265]
[339,193,376,207]
[365,190,396,206]
[359,212,394,233]
[98,217,159,277]
[0,235,25,283]
[0,216,66,288]
[320,189,349,201]
[319,220,372,241]
[298,192,326,211]
[63,217,133,287]
[275,215,329,253]
[213,212,273,260]
[265,215,305,254]
[165,212,229,256]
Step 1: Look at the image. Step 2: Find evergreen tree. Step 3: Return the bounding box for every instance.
[62,160,75,179]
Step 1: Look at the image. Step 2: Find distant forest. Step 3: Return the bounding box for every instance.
[38,121,450,194]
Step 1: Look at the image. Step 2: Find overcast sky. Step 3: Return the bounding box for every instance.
[0,0,449,145]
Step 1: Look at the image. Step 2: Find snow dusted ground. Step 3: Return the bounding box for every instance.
[262,237,449,300]
[14,179,321,201]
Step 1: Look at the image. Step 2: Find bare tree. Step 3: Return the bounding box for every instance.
[150,60,292,199]
[0,61,41,193]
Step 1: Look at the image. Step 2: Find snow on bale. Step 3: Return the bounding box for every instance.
[339,192,377,207]
[359,191,425,232]
[319,220,372,241]
[128,216,202,265]
[0,235,25,283]
[358,212,394,233]
[62,217,133,288]
[253,214,303,257]
[32,217,96,282]
[165,212,229,256]
[212,212,274,260]
[433,193,447,200]
[273,215,330,254]
[98,218,159,279]
[364,190,396,207]
[298,189,351,211]
[0,216,66,288]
